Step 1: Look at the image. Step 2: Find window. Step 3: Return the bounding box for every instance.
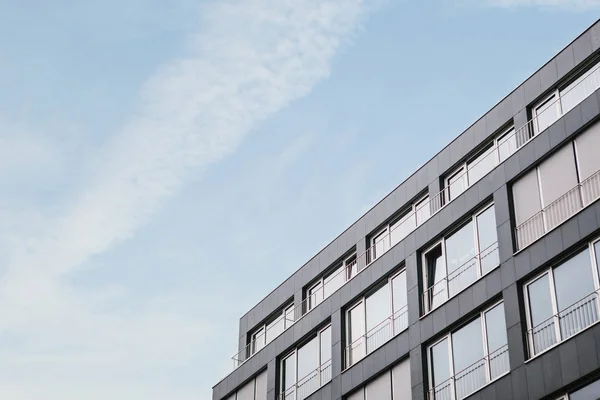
[422,204,499,313]
[369,195,430,263]
[524,239,600,357]
[513,121,600,250]
[346,359,411,400]
[227,370,267,400]
[249,303,295,358]
[428,302,509,400]
[533,60,600,135]
[279,325,332,400]
[444,125,515,203]
[556,378,600,400]
[345,270,408,368]
[307,253,357,311]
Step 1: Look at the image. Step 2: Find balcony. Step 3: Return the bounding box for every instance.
[277,360,332,400]
[515,168,600,251]
[423,242,499,314]
[428,344,509,400]
[344,306,408,368]
[527,289,600,357]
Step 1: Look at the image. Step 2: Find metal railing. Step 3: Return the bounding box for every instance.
[428,344,509,400]
[277,359,332,400]
[231,60,600,372]
[344,306,408,368]
[528,289,600,356]
[423,242,499,314]
[515,168,600,251]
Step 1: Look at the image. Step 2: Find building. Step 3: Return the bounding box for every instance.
[213,19,600,400]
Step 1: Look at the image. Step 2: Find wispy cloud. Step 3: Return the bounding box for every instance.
[481,0,600,9]
[0,0,373,398]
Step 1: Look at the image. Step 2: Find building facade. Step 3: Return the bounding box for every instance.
[213,19,600,400]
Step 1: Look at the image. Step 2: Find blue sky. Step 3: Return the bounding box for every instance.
[0,0,597,399]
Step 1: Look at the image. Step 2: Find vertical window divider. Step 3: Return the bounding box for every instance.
[473,210,483,280]
[548,268,562,345]
[447,333,456,400]
[481,309,492,385]
[588,240,600,318]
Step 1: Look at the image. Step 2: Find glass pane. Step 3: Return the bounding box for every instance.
[415,196,431,226]
[348,303,366,364]
[365,371,392,400]
[255,370,268,400]
[554,250,598,340]
[527,274,556,354]
[497,128,517,162]
[308,282,323,310]
[392,359,411,400]
[297,338,319,400]
[266,316,284,343]
[283,353,297,390]
[392,272,408,334]
[347,389,365,400]
[453,318,486,399]
[323,265,345,298]
[237,379,255,400]
[561,64,600,115]
[535,95,560,134]
[390,211,415,247]
[366,285,392,352]
[253,327,266,354]
[596,241,600,279]
[447,169,467,201]
[285,305,295,328]
[468,146,496,185]
[372,230,389,261]
[346,254,358,280]
[485,303,509,380]
[319,326,332,385]
[476,206,499,275]
[570,377,600,400]
[426,245,447,310]
[430,339,452,394]
[446,222,477,297]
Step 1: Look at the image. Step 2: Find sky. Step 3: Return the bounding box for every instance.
[0,0,598,399]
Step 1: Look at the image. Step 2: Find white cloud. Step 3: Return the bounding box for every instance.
[482,0,600,9]
[0,0,374,398]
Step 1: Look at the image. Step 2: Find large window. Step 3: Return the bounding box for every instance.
[524,238,600,357]
[428,302,509,400]
[279,325,332,400]
[513,121,600,250]
[369,195,431,263]
[444,126,516,203]
[226,370,267,400]
[346,358,411,400]
[307,252,357,310]
[249,303,295,358]
[422,204,499,313]
[532,59,600,135]
[345,270,408,368]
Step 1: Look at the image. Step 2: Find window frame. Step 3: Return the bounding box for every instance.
[369,194,430,263]
[307,252,357,311]
[344,269,408,369]
[422,203,498,314]
[249,302,295,356]
[279,324,332,399]
[523,237,600,358]
[426,300,508,400]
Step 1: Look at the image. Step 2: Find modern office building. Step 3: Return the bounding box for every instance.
[213,19,600,400]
